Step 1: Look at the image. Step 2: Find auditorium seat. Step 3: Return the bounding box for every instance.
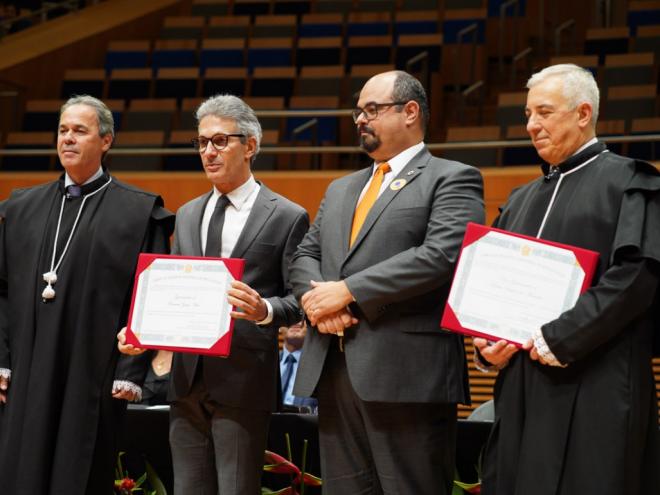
[442,8,487,44]
[233,0,271,17]
[297,36,343,67]
[154,68,199,100]
[3,132,54,170]
[604,84,657,131]
[443,125,500,168]
[396,33,442,72]
[244,96,285,133]
[152,39,198,69]
[252,14,297,38]
[61,69,105,99]
[295,65,345,97]
[202,67,248,97]
[354,0,396,14]
[109,130,165,170]
[633,25,660,58]
[287,95,340,143]
[105,40,150,73]
[584,26,629,64]
[159,16,205,40]
[347,35,393,68]
[273,0,312,15]
[501,125,536,166]
[251,66,297,99]
[346,12,391,37]
[247,37,294,71]
[178,98,204,130]
[399,0,438,11]
[190,0,229,19]
[630,117,660,161]
[22,100,62,131]
[200,38,245,70]
[207,15,251,39]
[108,68,152,100]
[602,52,656,89]
[394,10,440,37]
[548,55,598,77]
[164,129,199,170]
[496,91,526,133]
[627,1,660,35]
[348,64,395,102]
[316,0,353,15]
[252,129,279,170]
[299,13,343,37]
[122,99,177,135]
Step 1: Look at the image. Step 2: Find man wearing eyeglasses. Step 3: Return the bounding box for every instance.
[165,94,309,494]
[290,71,485,494]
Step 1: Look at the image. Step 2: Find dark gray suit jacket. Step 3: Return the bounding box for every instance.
[291,147,484,404]
[168,183,309,412]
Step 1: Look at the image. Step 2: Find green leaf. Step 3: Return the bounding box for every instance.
[145,460,168,495]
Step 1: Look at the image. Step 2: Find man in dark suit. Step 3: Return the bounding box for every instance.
[122,94,309,495]
[290,70,485,494]
[279,321,318,413]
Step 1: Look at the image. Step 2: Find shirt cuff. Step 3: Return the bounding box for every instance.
[112,380,143,402]
[532,329,568,367]
[256,299,274,326]
[0,368,11,380]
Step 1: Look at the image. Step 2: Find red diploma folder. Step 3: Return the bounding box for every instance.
[125,253,245,357]
[441,222,599,345]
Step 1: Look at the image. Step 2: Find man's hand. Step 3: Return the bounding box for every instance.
[473,338,519,367]
[112,388,140,402]
[117,327,147,356]
[228,280,268,322]
[301,280,354,325]
[0,375,9,404]
[315,309,358,335]
[523,338,549,365]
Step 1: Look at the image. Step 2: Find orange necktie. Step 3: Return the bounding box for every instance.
[350,162,391,246]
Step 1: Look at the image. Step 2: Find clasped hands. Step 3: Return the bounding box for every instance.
[472,336,552,367]
[301,280,358,335]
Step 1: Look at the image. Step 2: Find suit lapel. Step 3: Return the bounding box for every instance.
[347,148,431,255]
[230,183,276,258]
[191,191,212,257]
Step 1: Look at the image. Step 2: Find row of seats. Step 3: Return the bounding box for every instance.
[5,115,658,172]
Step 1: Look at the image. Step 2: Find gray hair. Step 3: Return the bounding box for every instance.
[60,95,115,139]
[196,94,263,156]
[391,70,429,133]
[527,64,600,126]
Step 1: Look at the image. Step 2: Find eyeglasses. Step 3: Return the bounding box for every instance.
[191,133,246,152]
[352,101,408,123]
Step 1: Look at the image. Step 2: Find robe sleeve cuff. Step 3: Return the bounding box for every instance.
[473,348,507,372]
[0,368,10,380]
[533,329,568,367]
[112,380,142,402]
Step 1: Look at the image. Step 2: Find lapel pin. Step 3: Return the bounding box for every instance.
[390,179,407,191]
[406,170,415,176]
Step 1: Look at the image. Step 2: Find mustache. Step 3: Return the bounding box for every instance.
[358,125,375,136]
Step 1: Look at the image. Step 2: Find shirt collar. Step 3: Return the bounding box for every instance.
[64,166,103,187]
[372,141,425,178]
[212,175,257,210]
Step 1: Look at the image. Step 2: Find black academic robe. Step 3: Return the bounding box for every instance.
[0,172,174,495]
[481,142,660,495]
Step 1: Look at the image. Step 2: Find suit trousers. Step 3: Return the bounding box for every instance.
[169,371,269,495]
[317,341,457,495]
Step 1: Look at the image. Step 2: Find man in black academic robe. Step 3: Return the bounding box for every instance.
[475,64,660,495]
[0,95,174,495]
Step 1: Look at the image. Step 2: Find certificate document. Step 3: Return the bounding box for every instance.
[125,253,245,356]
[442,223,598,345]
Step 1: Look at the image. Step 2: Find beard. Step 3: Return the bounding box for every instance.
[358,125,381,153]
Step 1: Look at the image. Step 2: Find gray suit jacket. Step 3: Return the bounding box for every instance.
[291,147,484,404]
[168,183,309,412]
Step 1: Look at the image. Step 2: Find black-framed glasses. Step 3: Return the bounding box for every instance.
[352,101,408,123]
[191,133,246,153]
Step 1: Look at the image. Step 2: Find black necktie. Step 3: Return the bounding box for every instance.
[205,195,231,257]
[281,354,296,396]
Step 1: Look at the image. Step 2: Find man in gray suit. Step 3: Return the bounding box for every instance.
[165,95,308,494]
[290,71,485,494]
